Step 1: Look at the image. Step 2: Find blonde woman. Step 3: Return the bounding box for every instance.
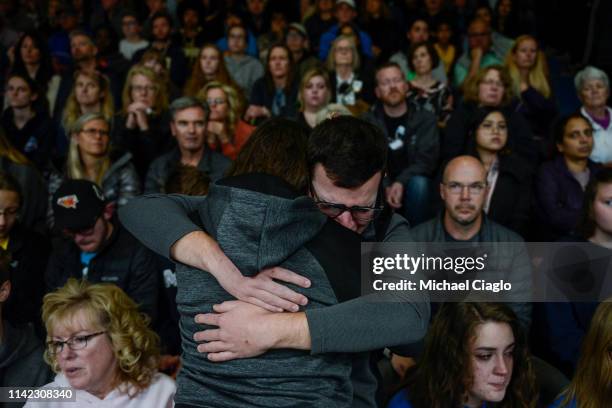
[61,70,114,146]
[25,279,175,406]
[48,113,141,227]
[297,68,332,129]
[505,35,557,138]
[549,300,612,408]
[197,81,253,160]
[113,65,172,178]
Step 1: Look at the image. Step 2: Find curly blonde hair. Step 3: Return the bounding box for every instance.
[121,65,169,116]
[42,279,160,397]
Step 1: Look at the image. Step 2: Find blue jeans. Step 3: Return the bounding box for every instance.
[402,175,434,227]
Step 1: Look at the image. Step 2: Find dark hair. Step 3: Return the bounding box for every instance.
[177,0,203,25]
[407,41,440,73]
[165,164,211,195]
[121,9,142,24]
[264,43,295,94]
[227,118,309,192]
[6,71,40,98]
[577,168,612,239]
[151,11,174,28]
[465,106,510,155]
[226,22,248,38]
[0,171,22,203]
[405,302,537,408]
[308,116,387,188]
[0,248,10,285]
[374,61,404,85]
[11,30,53,87]
[553,113,593,146]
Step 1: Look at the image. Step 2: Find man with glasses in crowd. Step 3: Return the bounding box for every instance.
[120,116,429,407]
[145,97,230,193]
[453,18,503,87]
[363,62,439,227]
[407,155,532,328]
[46,179,160,325]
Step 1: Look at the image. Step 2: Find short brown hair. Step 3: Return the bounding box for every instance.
[165,164,211,195]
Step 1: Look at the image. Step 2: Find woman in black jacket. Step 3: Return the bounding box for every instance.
[465,106,533,237]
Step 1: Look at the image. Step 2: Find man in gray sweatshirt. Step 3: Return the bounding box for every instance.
[120,117,429,407]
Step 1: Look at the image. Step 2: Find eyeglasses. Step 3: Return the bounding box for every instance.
[131,84,156,93]
[47,331,106,355]
[310,185,384,222]
[81,128,109,137]
[468,31,491,38]
[443,182,487,195]
[207,98,227,106]
[480,79,503,87]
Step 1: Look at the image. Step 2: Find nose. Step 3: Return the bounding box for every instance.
[493,354,510,376]
[335,210,359,232]
[460,186,471,200]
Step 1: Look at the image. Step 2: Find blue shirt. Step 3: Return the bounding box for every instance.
[387,389,489,408]
[548,396,576,408]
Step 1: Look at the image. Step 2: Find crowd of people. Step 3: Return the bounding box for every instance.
[0,0,611,407]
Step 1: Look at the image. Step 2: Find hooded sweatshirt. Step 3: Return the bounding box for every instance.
[175,174,358,407]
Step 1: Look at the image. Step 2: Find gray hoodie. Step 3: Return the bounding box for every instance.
[172,175,355,407]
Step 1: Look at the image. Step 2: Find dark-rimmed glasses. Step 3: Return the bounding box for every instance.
[47,331,106,355]
[310,182,385,223]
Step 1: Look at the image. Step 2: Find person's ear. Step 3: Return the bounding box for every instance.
[0,280,11,303]
[439,182,446,201]
[102,202,115,220]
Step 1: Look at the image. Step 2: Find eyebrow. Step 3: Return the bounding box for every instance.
[474,342,515,351]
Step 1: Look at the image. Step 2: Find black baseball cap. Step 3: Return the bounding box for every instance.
[52,180,107,231]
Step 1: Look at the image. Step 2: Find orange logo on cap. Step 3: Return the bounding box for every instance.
[57,194,79,209]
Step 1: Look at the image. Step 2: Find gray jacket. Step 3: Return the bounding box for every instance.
[362,103,439,184]
[124,175,356,407]
[407,213,533,329]
[144,147,231,194]
[120,180,429,408]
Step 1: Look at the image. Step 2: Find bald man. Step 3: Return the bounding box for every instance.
[408,156,532,328]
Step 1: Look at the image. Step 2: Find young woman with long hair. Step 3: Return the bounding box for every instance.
[388,302,537,408]
[504,35,557,138]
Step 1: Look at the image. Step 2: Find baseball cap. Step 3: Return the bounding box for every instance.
[288,23,308,38]
[53,180,107,231]
[336,0,356,9]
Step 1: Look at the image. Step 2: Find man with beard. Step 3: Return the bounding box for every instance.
[407,155,532,328]
[133,11,188,88]
[362,62,439,226]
